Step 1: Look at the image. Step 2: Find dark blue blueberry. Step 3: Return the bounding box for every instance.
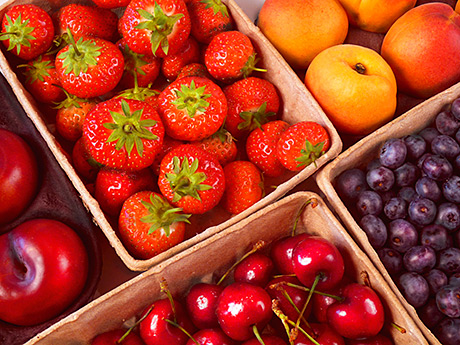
[436,284,460,318]
[421,154,453,181]
[388,219,418,253]
[419,298,445,329]
[366,166,395,192]
[419,127,440,145]
[424,269,448,294]
[438,247,460,275]
[403,245,436,274]
[394,162,419,187]
[355,190,383,217]
[398,186,417,203]
[420,224,452,251]
[435,318,460,345]
[415,176,441,202]
[377,247,403,276]
[435,202,460,233]
[359,214,387,248]
[336,168,367,201]
[408,197,437,226]
[383,196,407,220]
[432,134,460,160]
[403,134,427,161]
[398,272,429,308]
[435,110,460,136]
[442,175,460,203]
[379,138,407,169]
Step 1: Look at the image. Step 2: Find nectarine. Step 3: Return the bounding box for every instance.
[257,0,348,70]
[305,44,397,136]
[381,3,460,99]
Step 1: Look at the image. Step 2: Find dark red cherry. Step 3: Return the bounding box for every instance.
[185,283,224,329]
[347,334,394,345]
[270,233,311,274]
[293,323,345,345]
[234,252,274,287]
[242,334,288,345]
[186,328,236,345]
[91,329,145,345]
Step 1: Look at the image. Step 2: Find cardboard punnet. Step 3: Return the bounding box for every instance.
[24,192,427,344]
[0,0,342,271]
[316,81,460,345]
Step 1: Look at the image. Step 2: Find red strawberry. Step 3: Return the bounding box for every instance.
[95,167,156,217]
[57,4,119,41]
[0,4,54,60]
[115,83,161,110]
[177,62,211,80]
[90,0,131,9]
[157,76,227,141]
[119,190,190,259]
[18,54,65,105]
[158,144,225,214]
[55,34,124,99]
[83,98,165,171]
[246,120,289,177]
[72,137,102,182]
[150,135,184,175]
[224,76,280,139]
[221,160,264,215]
[119,0,191,58]
[187,0,234,44]
[161,36,200,81]
[276,121,331,171]
[191,127,237,167]
[204,31,264,83]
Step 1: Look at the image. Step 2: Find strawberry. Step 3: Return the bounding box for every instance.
[95,167,156,216]
[276,121,331,171]
[119,0,191,58]
[246,120,289,177]
[176,62,211,80]
[187,0,234,44]
[90,0,131,9]
[55,33,124,99]
[17,54,65,105]
[150,135,184,175]
[119,190,191,259]
[157,76,227,141]
[115,82,161,110]
[57,4,119,42]
[224,76,280,139]
[221,160,264,215]
[55,90,98,142]
[0,4,54,60]
[191,127,237,167]
[83,98,165,171]
[158,144,225,214]
[204,30,264,83]
[72,137,102,182]
[161,36,200,81]
[117,39,161,89]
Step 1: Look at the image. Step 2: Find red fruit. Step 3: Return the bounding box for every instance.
[191,128,237,167]
[242,335,287,345]
[185,283,224,329]
[0,4,54,60]
[158,76,227,141]
[55,36,124,99]
[94,167,156,217]
[234,252,274,287]
[116,84,161,110]
[224,77,280,139]
[326,283,385,340]
[90,0,131,9]
[311,282,344,323]
[158,144,225,214]
[18,54,65,105]
[205,31,264,83]
[216,282,272,341]
[162,36,201,80]
[57,4,118,41]
[347,334,394,345]
[221,160,264,215]
[150,135,184,175]
[187,0,234,44]
[276,121,331,172]
[246,120,289,177]
[91,328,145,345]
[187,328,236,345]
[119,0,191,58]
[119,191,190,259]
[177,63,211,80]
[83,98,165,171]
[72,137,101,182]
[293,323,345,345]
[270,233,311,275]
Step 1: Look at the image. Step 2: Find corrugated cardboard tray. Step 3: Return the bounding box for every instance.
[0,0,342,272]
[25,191,427,344]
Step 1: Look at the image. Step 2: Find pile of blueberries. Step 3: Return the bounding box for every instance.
[336,97,460,345]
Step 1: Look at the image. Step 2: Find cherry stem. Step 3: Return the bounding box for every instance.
[360,270,371,288]
[252,324,266,345]
[291,198,317,236]
[270,281,343,301]
[279,288,309,327]
[160,278,177,323]
[216,240,266,285]
[391,322,407,334]
[295,274,320,330]
[287,319,320,345]
[272,299,293,345]
[117,305,154,344]
[164,319,199,345]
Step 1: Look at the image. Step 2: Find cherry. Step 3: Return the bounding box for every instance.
[270,233,311,274]
[326,283,385,340]
[186,328,236,345]
[346,334,394,345]
[234,252,274,287]
[292,236,345,291]
[216,281,272,341]
[311,282,345,323]
[242,335,288,345]
[91,329,145,345]
[185,283,224,329]
[293,323,345,345]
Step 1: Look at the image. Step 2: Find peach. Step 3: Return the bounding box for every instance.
[305,44,397,136]
[381,3,460,99]
[257,0,348,70]
[338,0,416,33]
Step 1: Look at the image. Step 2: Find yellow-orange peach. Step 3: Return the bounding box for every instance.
[381,3,460,99]
[305,44,397,136]
[338,0,416,33]
[257,0,348,70]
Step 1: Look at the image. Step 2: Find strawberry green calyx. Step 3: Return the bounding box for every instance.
[172,80,211,116]
[0,14,35,55]
[201,0,229,17]
[53,86,87,109]
[17,56,52,83]
[140,193,191,236]
[117,73,160,102]
[242,53,266,78]
[237,101,276,131]
[121,43,149,76]
[104,99,158,157]
[295,139,325,169]
[166,156,212,202]
[136,4,184,56]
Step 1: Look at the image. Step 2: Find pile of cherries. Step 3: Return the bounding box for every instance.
[91,226,393,345]
[336,97,460,345]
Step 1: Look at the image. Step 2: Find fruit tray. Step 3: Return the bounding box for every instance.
[23,191,426,344]
[316,79,460,344]
[0,72,102,344]
[0,0,342,272]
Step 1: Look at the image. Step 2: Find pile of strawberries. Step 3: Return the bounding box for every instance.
[1,0,331,260]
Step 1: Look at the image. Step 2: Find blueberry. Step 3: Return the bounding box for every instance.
[403,134,427,161]
[435,318,460,345]
[435,202,460,233]
[377,247,402,276]
[424,269,448,294]
[421,154,453,181]
[403,245,436,274]
[359,214,387,248]
[379,138,407,169]
[408,197,437,226]
[388,219,418,253]
[398,186,417,203]
[336,168,367,201]
[419,298,445,329]
[394,162,419,187]
[438,247,460,275]
[449,272,460,286]
[435,110,460,136]
[366,166,395,192]
[432,134,460,160]
[398,272,429,308]
[420,224,452,251]
[436,284,460,318]
[356,190,383,217]
[451,97,460,120]
[442,175,460,203]
[419,127,440,145]
[383,196,407,220]
[415,176,441,202]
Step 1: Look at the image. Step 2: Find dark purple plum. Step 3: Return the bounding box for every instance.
[403,134,427,161]
[435,110,460,136]
[442,175,460,203]
[383,196,407,220]
[438,247,460,275]
[335,168,367,201]
[356,190,383,217]
[424,269,448,294]
[398,272,430,308]
[379,138,407,169]
[436,284,460,318]
[388,219,418,253]
[403,245,436,274]
[415,176,441,202]
[418,298,445,329]
[398,186,417,203]
[366,166,395,192]
[420,224,452,252]
[359,214,387,248]
[394,162,419,187]
[421,154,453,181]
[419,127,440,145]
[432,134,460,160]
[408,197,437,226]
[435,202,460,233]
[435,318,460,345]
[377,247,403,276]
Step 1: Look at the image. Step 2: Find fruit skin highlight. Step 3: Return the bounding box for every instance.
[257,0,348,70]
[305,44,397,136]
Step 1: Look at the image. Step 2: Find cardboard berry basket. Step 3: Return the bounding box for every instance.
[0,0,342,272]
[23,191,426,344]
[316,81,460,345]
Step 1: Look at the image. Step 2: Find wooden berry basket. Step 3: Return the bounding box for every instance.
[24,192,427,344]
[0,0,342,272]
[316,81,460,345]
